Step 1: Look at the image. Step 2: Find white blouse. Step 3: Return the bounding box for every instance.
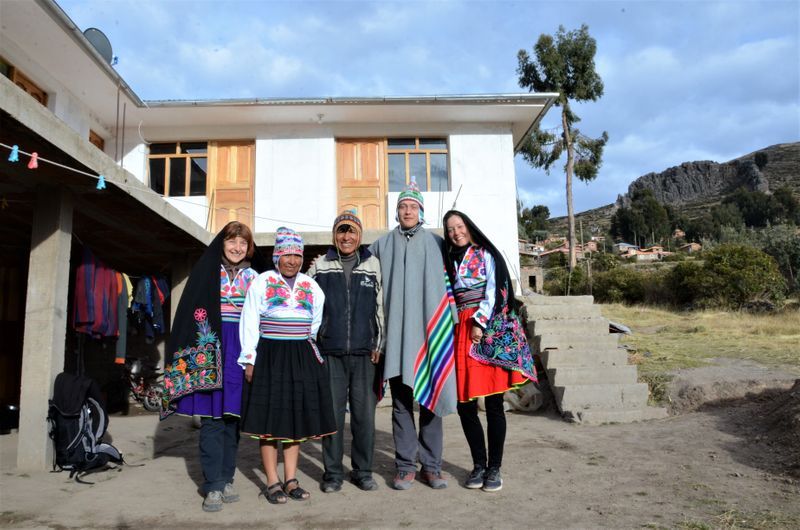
[451,246,496,328]
[237,270,325,367]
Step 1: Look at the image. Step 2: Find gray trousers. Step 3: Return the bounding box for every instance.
[389,377,443,474]
[322,355,377,482]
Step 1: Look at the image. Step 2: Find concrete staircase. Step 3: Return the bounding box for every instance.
[523,294,667,424]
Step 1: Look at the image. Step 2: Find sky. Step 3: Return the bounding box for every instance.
[57,0,799,218]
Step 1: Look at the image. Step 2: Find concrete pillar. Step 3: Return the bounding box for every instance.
[17,189,73,470]
[165,255,192,366]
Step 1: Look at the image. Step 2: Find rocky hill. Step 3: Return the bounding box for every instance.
[548,142,800,235]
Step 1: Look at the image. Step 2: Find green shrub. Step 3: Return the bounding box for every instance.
[699,244,786,308]
[544,265,590,296]
[667,245,786,309]
[665,260,706,307]
[593,267,645,303]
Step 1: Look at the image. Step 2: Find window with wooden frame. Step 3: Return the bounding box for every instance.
[147,142,208,197]
[386,138,449,192]
[89,130,105,151]
[1,56,48,107]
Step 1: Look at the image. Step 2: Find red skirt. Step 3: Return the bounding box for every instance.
[455,306,526,402]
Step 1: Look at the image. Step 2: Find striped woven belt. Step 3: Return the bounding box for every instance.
[259,316,312,340]
[454,282,486,311]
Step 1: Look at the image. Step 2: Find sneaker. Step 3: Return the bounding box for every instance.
[465,465,485,489]
[482,467,503,492]
[202,490,223,512]
[351,475,378,491]
[221,483,239,503]
[420,470,448,489]
[392,470,416,490]
[320,479,342,493]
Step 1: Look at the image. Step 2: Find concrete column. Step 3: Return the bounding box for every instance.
[17,189,73,470]
[165,255,192,366]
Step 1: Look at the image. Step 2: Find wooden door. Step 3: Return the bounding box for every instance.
[208,140,255,233]
[336,139,386,229]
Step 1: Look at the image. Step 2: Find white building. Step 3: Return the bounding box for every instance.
[0,0,556,469]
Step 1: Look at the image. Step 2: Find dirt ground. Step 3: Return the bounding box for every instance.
[1,358,799,530]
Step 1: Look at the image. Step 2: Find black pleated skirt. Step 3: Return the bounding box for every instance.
[240,338,336,442]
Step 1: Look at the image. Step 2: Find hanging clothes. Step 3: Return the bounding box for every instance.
[72,246,121,339]
[130,275,170,343]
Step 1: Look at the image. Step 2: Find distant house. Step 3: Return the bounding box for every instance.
[613,242,639,254]
[632,248,673,262]
[672,228,686,239]
[583,240,599,253]
[679,242,702,253]
[518,239,539,256]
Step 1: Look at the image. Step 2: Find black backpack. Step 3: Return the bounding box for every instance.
[47,372,123,482]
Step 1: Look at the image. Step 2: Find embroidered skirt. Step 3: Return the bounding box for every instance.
[240,338,336,442]
[455,306,526,402]
[174,321,244,418]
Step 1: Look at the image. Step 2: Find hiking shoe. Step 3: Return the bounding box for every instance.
[221,483,239,503]
[392,470,416,490]
[420,470,448,489]
[482,467,503,492]
[320,479,342,493]
[202,490,223,512]
[465,465,485,489]
[351,475,379,491]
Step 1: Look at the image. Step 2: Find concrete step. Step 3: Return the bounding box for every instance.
[547,365,639,386]
[535,333,619,352]
[565,406,669,424]
[554,382,650,411]
[540,348,629,368]
[522,294,595,306]
[529,317,609,337]
[526,304,603,320]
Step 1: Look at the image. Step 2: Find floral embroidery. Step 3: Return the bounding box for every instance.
[220,267,257,310]
[161,309,222,418]
[295,281,314,311]
[265,276,291,309]
[458,246,486,280]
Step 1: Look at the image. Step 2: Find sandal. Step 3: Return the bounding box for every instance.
[262,481,287,505]
[283,478,310,501]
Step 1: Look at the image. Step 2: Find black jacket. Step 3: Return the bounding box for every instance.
[307,246,383,356]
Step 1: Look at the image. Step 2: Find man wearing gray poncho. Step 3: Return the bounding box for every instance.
[369,179,458,491]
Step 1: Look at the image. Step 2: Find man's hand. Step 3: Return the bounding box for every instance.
[370,350,381,364]
[245,364,254,383]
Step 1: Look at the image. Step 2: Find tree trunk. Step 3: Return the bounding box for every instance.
[562,108,577,270]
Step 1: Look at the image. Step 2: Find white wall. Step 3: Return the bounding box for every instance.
[118,122,523,281]
[386,127,522,288]
[253,133,338,233]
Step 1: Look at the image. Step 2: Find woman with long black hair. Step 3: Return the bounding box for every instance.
[442,210,537,493]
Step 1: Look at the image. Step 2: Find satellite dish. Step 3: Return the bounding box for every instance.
[83,28,113,64]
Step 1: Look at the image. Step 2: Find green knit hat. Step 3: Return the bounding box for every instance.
[397,177,424,222]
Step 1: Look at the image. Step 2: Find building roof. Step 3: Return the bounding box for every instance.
[1,0,558,150]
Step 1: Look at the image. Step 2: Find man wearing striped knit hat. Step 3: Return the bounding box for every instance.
[369,178,458,491]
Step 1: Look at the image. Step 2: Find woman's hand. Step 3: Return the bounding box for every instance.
[470,325,483,344]
[245,364,254,383]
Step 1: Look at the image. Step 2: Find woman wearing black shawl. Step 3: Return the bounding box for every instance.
[442,210,536,493]
[162,221,267,512]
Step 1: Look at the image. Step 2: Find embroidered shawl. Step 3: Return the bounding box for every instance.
[161,229,267,418]
[443,210,537,382]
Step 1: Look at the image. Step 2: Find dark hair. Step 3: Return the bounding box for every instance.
[220,221,255,259]
[442,210,518,315]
